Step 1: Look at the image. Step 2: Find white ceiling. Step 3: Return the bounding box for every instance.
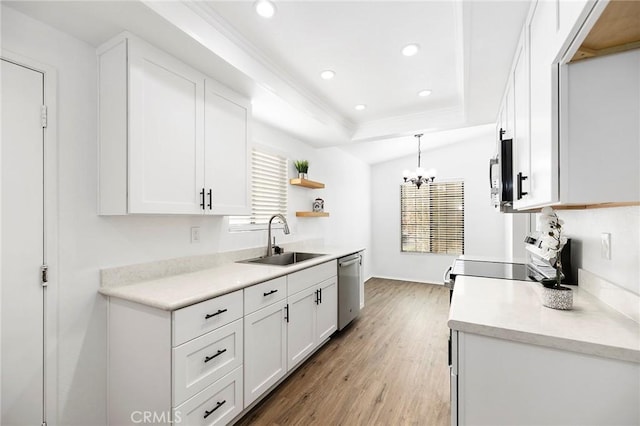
[4,0,530,163]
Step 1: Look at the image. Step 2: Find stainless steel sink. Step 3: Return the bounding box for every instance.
[239,252,326,266]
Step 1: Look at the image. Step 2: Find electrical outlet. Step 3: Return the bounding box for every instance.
[601,233,611,260]
[191,226,201,243]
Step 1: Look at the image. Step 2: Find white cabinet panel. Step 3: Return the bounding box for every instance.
[128,39,205,214]
[525,0,559,208]
[512,31,530,206]
[173,319,243,406]
[173,290,243,346]
[287,260,336,296]
[244,299,287,407]
[173,367,243,426]
[243,276,286,315]
[204,79,251,216]
[287,285,317,369]
[316,278,337,343]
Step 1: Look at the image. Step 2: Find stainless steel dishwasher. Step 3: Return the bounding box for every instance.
[338,253,362,330]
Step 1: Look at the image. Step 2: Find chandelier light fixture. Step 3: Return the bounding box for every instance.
[402,133,436,188]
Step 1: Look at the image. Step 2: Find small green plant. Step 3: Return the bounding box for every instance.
[294,160,309,174]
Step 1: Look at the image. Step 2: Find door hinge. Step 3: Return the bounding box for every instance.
[41,105,48,128]
[41,264,49,286]
[42,422,47,426]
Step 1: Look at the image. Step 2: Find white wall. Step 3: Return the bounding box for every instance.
[371,131,506,284]
[545,206,640,295]
[1,6,371,424]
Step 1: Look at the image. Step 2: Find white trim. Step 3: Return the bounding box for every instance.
[1,49,59,426]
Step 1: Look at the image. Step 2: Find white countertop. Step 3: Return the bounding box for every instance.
[448,276,640,363]
[99,246,363,311]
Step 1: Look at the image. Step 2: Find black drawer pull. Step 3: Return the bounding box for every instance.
[263,289,278,296]
[204,348,227,363]
[200,188,205,210]
[203,400,226,419]
[205,309,227,320]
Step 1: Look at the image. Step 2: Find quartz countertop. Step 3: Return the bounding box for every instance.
[99,246,363,311]
[448,276,640,363]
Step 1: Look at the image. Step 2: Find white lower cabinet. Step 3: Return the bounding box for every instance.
[173,367,243,426]
[453,331,640,425]
[243,299,287,407]
[287,276,338,370]
[108,260,341,425]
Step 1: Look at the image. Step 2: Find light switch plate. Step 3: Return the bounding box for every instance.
[601,233,611,260]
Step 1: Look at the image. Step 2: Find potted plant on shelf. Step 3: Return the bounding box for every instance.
[539,207,572,310]
[294,160,309,180]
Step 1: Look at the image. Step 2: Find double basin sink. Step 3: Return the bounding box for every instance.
[239,252,325,266]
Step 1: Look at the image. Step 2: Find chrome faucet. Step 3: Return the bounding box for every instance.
[266,214,290,257]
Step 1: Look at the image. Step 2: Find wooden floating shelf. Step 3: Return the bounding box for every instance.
[290,178,325,189]
[296,211,330,217]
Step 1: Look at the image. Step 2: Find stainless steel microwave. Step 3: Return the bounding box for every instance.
[489,129,514,212]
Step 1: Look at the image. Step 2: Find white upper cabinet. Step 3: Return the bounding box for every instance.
[204,79,251,216]
[128,39,205,214]
[497,0,638,210]
[98,34,250,215]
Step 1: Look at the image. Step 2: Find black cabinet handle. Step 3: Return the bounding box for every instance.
[204,348,227,363]
[284,304,289,323]
[319,288,322,304]
[263,289,278,297]
[205,309,227,320]
[315,289,319,305]
[517,172,528,200]
[200,188,205,209]
[203,400,226,419]
[207,189,212,210]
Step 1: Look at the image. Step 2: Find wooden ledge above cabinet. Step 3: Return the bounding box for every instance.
[290,178,325,189]
[296,212,330,217]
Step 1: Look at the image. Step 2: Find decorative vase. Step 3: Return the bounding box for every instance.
[298,172,307,180]
[542,285,573,310]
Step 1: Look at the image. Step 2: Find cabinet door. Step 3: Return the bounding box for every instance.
[204,79,251,216]
[512,31,531,208]
[316,278,337,343]
[287,286,317,370]
[244,299,286,407]
[526,0,559,208]
[128,39,205,214]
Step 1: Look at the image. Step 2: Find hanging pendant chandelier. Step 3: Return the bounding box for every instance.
[402,133,436,188]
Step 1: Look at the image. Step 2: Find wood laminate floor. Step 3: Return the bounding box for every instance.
[236,278,451,426]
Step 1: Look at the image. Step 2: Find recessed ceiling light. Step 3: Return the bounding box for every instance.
[355,104,367,111]
[402,43,420,57]
[320,70,335,80]
[254,0,276,18]
[418,89,432,97]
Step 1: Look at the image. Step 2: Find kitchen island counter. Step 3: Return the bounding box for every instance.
[448,275,640,363]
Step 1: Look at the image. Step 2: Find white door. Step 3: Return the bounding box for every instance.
[1,59,45,425]
[287,286,316,370]
[128,39,205,214]
[243,300,287,407]
[316,278,337,343]
[204,79,250,216]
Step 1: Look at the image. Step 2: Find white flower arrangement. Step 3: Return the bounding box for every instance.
[538,207,568,289]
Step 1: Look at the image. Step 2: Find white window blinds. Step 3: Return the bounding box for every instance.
[229,148,288,228]
[400,181,465,254]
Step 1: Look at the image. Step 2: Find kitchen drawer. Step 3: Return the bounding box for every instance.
[173,366,243,426]
[244,276,286,315]
[173,318,243,407]
[287,260,337,296]
[173,290,243,346]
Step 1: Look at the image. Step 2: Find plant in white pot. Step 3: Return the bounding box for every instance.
[538,207,572,310]
[294,160,309,180]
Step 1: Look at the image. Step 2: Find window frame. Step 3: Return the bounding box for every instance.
[228,145,289,232]
[400,179,465,255]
